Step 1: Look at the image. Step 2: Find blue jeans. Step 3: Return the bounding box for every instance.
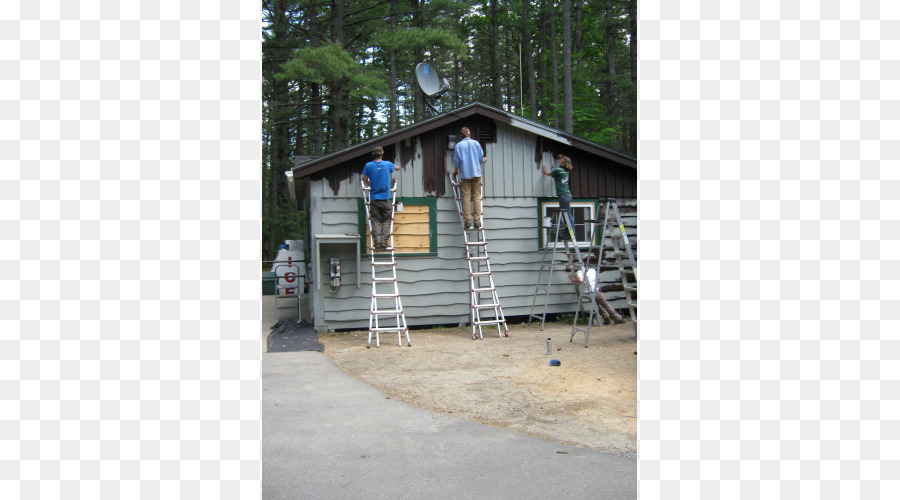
[558,194,573,227]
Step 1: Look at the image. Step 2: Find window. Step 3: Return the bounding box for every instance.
[537,198,597,249]
[358,197,437,255]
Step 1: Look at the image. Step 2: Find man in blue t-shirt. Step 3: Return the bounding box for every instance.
[452,127,486,230]
[362,146,395,251]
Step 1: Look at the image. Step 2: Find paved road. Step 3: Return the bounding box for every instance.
[261,296,637,499]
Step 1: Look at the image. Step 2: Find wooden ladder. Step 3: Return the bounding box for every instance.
[585,199,636,334]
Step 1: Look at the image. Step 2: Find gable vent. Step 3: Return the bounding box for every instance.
[477,124,496,143]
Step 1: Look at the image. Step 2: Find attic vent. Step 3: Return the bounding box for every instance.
[477,124,496,143]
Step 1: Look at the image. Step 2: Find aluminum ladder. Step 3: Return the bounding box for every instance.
[569,220,606,347]
[448,173,509,340]
[527,210,590,330]
[362,179,411,348]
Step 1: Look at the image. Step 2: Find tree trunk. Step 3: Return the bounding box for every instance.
[389,0,399,130]
[562,0,573,133]
[537,0,549,122]
[266,0,292,260]
[491,0,502,108]
[550,0,559,128]
[575,0,583,57]
[605,0,617,128]
[523,0,537,121]
[629,0,637,157]
[411,0,425,121]
[262,118,271,258]
[310,84,323,155]
[308,0,323,154]
[329,0,350,149]
[505,29,513,111]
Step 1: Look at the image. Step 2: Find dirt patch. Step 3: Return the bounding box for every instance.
[319,319,637,456]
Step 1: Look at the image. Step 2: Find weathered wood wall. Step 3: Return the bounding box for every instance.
[308,120,636,200]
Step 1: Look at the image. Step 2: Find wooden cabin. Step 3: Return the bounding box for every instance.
[291,103,637,332]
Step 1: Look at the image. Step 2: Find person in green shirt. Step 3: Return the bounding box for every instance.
[542,154,574,228]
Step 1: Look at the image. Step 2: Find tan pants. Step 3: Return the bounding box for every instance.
[594,291,624,323]
[460,177,482,226]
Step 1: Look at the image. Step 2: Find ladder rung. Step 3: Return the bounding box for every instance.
[624,286,637,292]
[472,287,495,293]
[373,292,399,298]
[468,256,489,261]
[470,271,491,277]
[473,302,499,309]
[372,309,403,315]
[370,326,406,332]
[371,260,395,266]
[373,277,396,283]
[466,241,487,246]
[474,319,504,325]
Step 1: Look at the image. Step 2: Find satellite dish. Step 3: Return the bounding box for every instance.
[415,63,442,96]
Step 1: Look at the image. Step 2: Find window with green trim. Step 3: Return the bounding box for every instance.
[537,198,598,249]
[358,197,437,255]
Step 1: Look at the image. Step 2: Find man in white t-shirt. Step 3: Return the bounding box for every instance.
[570,268,624,324]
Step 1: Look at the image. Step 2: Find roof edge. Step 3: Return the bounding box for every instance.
[292,102,635,179]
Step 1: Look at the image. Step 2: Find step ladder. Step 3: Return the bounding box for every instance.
[578,199,637,337]
[528,210,591,330]
[362,179,411,348]
[448,173,509,340]
[569,222,606,347]
[569,247,603,347]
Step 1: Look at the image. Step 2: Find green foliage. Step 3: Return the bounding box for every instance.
[374,27,466,55]
[277,43,356,84]
[277,43,387,98]
[260,0,637,257]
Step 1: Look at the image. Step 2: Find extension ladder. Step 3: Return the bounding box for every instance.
[448,173,509,340]
[528,210,592,330]
[362,179,411,348]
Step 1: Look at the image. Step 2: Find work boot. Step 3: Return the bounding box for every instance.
[380,224,392,249]
[371,222,384,250]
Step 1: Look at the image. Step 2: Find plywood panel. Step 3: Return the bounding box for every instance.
[394,223,429,234]
[393,234,430,253]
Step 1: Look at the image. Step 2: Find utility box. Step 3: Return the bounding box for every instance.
[262,272,277,295]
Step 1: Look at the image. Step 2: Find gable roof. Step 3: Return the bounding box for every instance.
[292,102,636,179]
